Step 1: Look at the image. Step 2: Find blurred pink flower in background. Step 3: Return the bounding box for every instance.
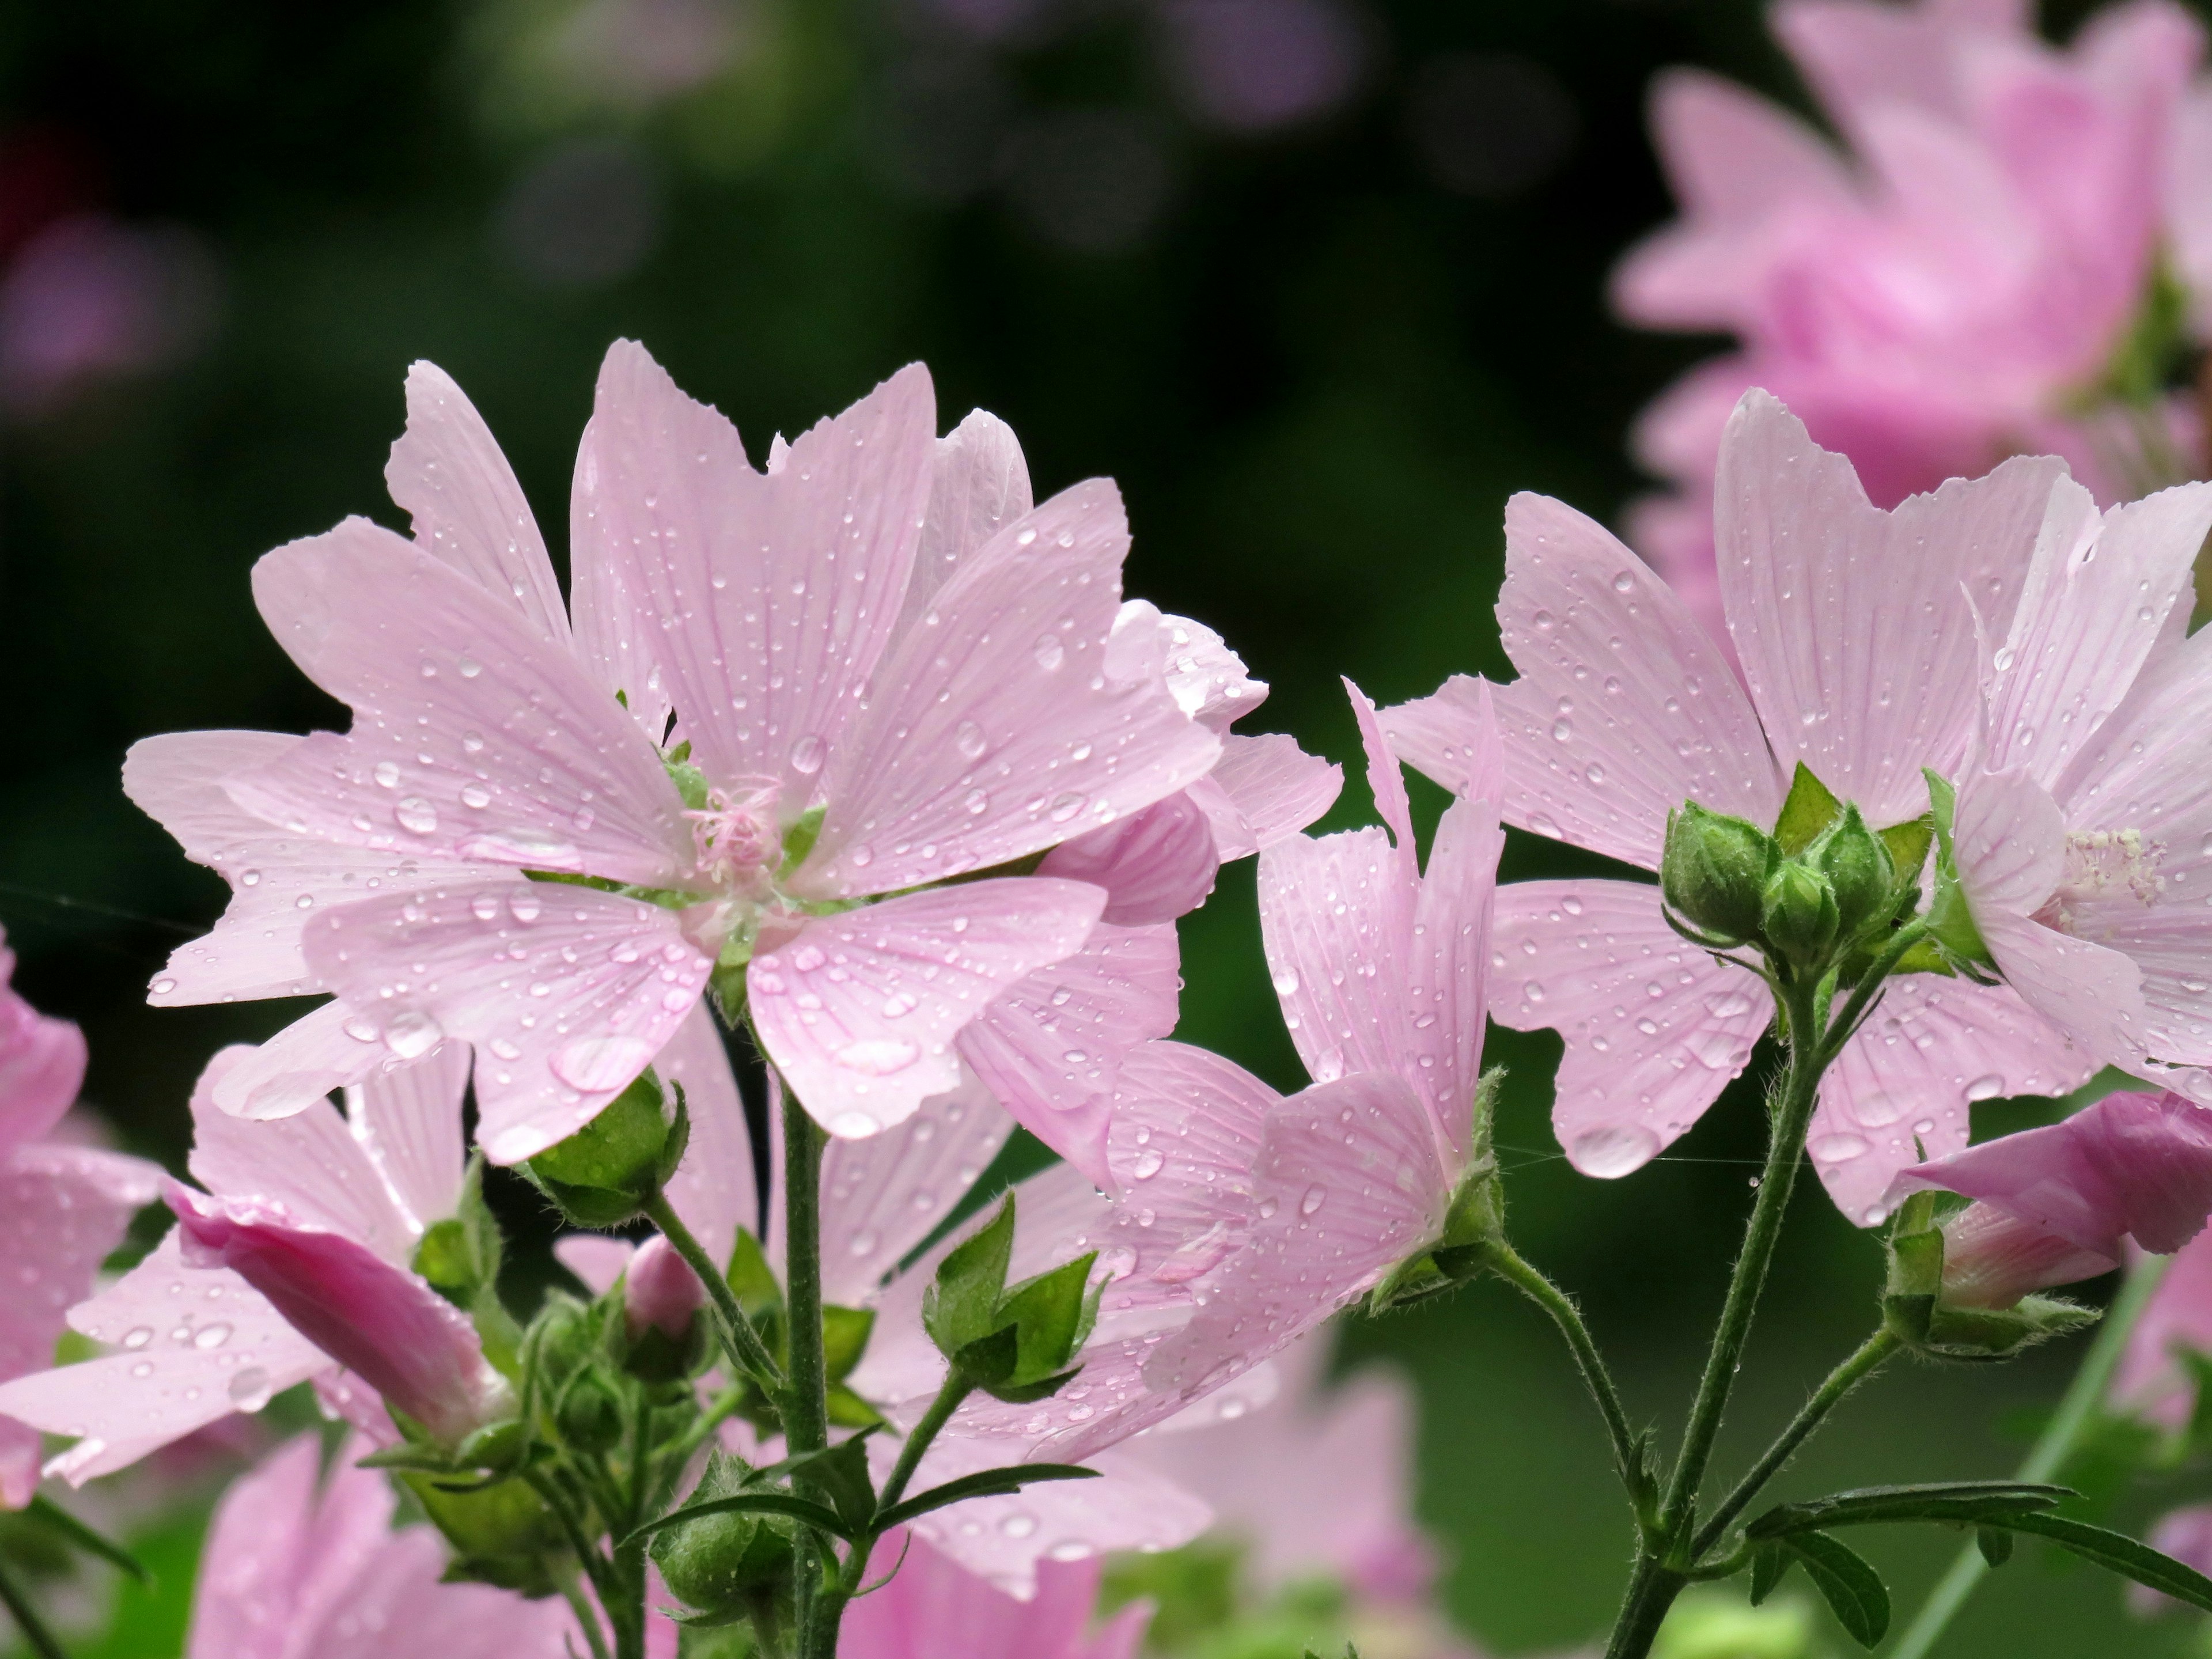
[0,214,217,418]
[1615,0,2204,643]
[0,935,162,1508]
[185,1433,575,1658]
[842,1526,1151,1658]
[2118,1219,2212,1423]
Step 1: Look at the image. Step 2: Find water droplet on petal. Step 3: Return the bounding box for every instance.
[395,798,438,835]
[1570,1124,1661,1179]
[790,734,827,775]
[383,1009,444,1059]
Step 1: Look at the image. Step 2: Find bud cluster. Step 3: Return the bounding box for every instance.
[1660,763,1937,984]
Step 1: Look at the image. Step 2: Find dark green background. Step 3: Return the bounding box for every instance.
[0,0,2195,1653]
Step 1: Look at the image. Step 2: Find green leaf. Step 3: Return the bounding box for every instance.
[780,805,827,876]
[1747,1482,2071,1539]
[626,1492,853,1546]
[821,1305,875,1384]
[873,1463,1101,1533]
[725,1228,783,1320]
[1998,1512,2212,1613]
[787,1435,878,1533]
[1774,762,1843,856]
[924,1195,1017,1357]
[1748,1541,1790,1606]
[1785,1532,1889,1647]
[0,1557,68,1659]
[1977,1527,2013,1569]
[22,1494,150,1584]
[998,1250,1099,1384]
[827,1383,886,1429]
[952,1324,1021,1389]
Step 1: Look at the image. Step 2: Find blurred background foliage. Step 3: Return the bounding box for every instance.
[0,0,2202,1652]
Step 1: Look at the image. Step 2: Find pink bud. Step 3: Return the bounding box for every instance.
[0,939,87,1160]
[1888,1092,2212,1307]
[624,1234,705,1342]
[168,1181,511,1444]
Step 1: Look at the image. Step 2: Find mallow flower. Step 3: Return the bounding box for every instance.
[2116,1214,2212,1423]
[1947,473,2212,1090]
[132,344,1259,1161]
[0,937,163,1506]
[839,1525,1152,1659]
[1385,391,2102,1220]
[1885,1089,2212,1311]
[185,1432,579,1659]
[0,1009,746,1480]
[1616,0,2203,639]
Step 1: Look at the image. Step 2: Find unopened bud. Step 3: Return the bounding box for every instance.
[554,1369,624,1453]
[623,1235,707,1385]
[651,1451,796,1617]
[1880,1193,2099,1360]
[1661,803,1774,946]
[1760,862,1839,971]
[1813,805,1895,942]
[521,1070,690,1228]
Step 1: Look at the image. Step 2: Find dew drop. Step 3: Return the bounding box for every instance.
[383,1009,445,1060]
[1570,1124,1661,1179]
[395,798,438,835]
[1033,636,1065,671]
[373,760,402,789]
[228,1366,273,1410]
[790,734,827,776]
[955,721,987,760]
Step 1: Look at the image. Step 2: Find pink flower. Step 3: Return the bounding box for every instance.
[1887,1090,2212,1307]
[1946,475,2212,1090]
[2135,1506,2212,1615]
[2117,1225,2212,1425]
[132,346,1270,1159]
[0,213,218,419]
[1616,0,2203,621]
[840,1527,1150,1659]
[185,1433,575,1658]
[1384,392,2101,1222]
[620,1234,704,1340]
[0,938,162,1507]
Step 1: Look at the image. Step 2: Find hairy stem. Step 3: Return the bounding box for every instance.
[1692,1327,1899,1560]
[877,1370,976,1517]
[643,1192,783,1393]
[780,1081,839,1659]
[1489,1243,1641,1495]
[558,1569,616,1659]
[1888,1253,2169,1659]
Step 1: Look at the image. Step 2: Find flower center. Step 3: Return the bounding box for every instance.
[684,778,782,895]
[2036,827,2164,931]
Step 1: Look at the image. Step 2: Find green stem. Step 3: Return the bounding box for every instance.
[1887,1253,2169,1659]
[779,1079,839,1659]
[877,1370,976,1516]
[0,1559,66,1659]
[644,1191,784,1393]
[1692,1328,1899,1560]
[1605,971,1829,1659]
[558,1569,616,1659]
[1488,1242,1641,1493]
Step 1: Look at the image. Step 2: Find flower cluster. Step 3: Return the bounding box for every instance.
[14,294,2212,1657]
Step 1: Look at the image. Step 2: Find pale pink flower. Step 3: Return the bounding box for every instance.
[1617,0,2203,626]
[2117,1224,2212,1425]
[0,213,218,418]
[1384,392,2100,1222]
[621,1234,704,1340]
[0,1012,744,1479]
[0,938,163,1507]
[2135,1506,2212,1614]
[1887,1089,2212,1307]
[841,1526,1150,1659]
[185,1432,575,1658]
[132,346,1293,1160]
[1948,475,2212,1090]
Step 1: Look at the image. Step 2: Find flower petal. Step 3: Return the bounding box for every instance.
[346,1041,471,1236]
[656,1003,757,1267]
[385,362,570,649]
[1412,791,1505,1166]
[230,517,687,886]
[1100,1039,1279,1275]
[304,881,712,1164]
[1037,794,1221,927]
[799,479,1221,897]
[958,923,1180,1188]
[0,947,85,1157]
[749,878,1105,1138]
[1187,733,1342,861]
[1981,907,2152,1074]
[1955,762,2066,917]
[897,408,1035,643]
[573,342,935,797]
[1714,391,2064,825]
[1813,975,2097,1225]
[1488,493,1782,867]
[209,1001,387,1123]
[1259,827,1415,1090]
[1493,880,1768,1179]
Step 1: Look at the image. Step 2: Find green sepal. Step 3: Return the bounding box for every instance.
[1878,815,1934,892]
[665,753,711,810]
[780,805,827,876]
[710,962,749,1026]
[1761,861,1840,971]
[1977,1527,2014,1568]
[785,1435,879,1534]
[923,1196,1018,1358]
[1922,769,1996,972]
[522,1068,686,1228]
[1812,804,1895,944]
[827,1384,887,1429]
[1774,762,1843,857]
[1661,802,1777,946]
[1748,1540,1790,1606]
[404,1473,567,1597]
[554,1369,624,1453]
[998,1251,1099,1382]
[1783,1531,1889,1647]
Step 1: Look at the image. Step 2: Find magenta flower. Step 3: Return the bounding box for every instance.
[185,1433,577,1658]
[1385,392,2101,1221]
[1886,1090,2212,1308]
[0,938,163,1507]
[1616,0,2203,635]
[132,347,1268,1159]
[840,1526,1150,1659]
[1946,476,2212,1089]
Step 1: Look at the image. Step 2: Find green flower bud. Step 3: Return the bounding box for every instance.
[524,1292,598,1389]
[1661,803,1775,945]
[554,1368,624,1453]
[650,1452,796,1617]
[521,1069,690,1228]
[402,1473,567,1596]
[1813,805,1895,942]
[1760,861,1839,971]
